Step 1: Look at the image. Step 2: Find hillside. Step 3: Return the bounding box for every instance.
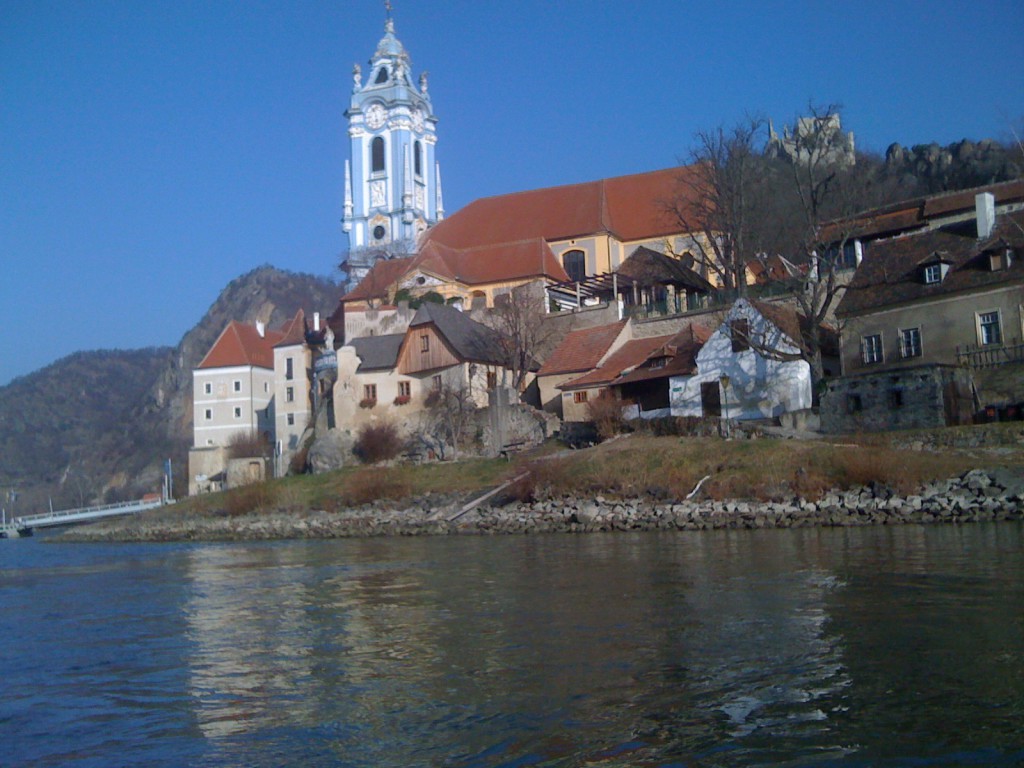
[0,266,341,513]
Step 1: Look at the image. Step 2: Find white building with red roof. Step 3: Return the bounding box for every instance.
[190,318,286,494]
[193,320,283,451]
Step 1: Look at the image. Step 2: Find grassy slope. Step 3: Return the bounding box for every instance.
[168,424,1024,519]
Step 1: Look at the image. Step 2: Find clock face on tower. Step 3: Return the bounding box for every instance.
[365,103,386,130]
[411,107,425,133]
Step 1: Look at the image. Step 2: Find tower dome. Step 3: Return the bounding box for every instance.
[342,15,443,291]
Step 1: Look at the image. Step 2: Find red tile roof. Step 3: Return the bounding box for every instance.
[559,334,680,390]
[198,321,283,370]
[836,210,1024,318]
[411,238,570,284]
[422,166,704,251]
[341,257,415,302]
[274,309,306,348]
[537,320,628,377]
[819,178,1024,244]
[613,325,713,386]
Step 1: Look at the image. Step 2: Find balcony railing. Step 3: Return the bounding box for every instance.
[956,339,1024,368]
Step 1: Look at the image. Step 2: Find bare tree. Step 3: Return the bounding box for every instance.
[667,117,775,294]
[413,379,478,460]
[763,104,913,386]
[681,106,912,389]
[487,283,558,391]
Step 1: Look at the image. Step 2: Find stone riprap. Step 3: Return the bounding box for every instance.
[60,469,1023,542]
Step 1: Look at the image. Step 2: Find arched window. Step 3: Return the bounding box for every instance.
[562,249,586,283]
[374,67,389,84]
[414,141,422,176]
[371,137,385,173]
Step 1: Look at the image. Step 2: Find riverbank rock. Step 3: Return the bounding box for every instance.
[59,470,1023,543]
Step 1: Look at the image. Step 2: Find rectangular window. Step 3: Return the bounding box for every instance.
[846,394,862,413]
[287,413,295,426]
[730,318,750,353]
[285,357,294,380]
[398,381,411,398]
[420,334,430,353]
[862,334,883,364]
[233,407,242,418]
[233,380,241,392]
[286,386,294,403]
[573,391,588,404]
[204,408,212,420]
[978,311,1002,346]
[486,371,497,389]
[432,375,442,391]
[890,389,904,408]
[900,327,922,358]
[204,382,212,395]
[264,381,269,393]
[923,263,942,284]
[363,384,377,401]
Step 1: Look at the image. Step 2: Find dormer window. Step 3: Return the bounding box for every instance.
[923,263,943,284]
[989,248,1014,272]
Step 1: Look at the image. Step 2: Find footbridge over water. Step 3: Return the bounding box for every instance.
[1,497,172,539]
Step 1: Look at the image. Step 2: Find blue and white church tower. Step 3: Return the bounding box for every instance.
[342,15,443,290]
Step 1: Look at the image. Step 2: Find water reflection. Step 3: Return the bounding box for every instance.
[173,527,1024,766]
[4,524,1020,766]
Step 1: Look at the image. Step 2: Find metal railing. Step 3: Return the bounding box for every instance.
[956,339,1024,369]
[7,497,169,533]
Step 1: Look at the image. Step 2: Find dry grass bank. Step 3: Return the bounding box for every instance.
[162,423,1024,519]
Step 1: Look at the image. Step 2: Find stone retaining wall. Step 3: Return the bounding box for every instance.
[63,469,1022,542]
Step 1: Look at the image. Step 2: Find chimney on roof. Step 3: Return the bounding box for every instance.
[256,320,265,338]
[976,192,996,239]
[314,312,320,331]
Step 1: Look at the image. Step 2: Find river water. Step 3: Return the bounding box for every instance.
[2,524,1022,767]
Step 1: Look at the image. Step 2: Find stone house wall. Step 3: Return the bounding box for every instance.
[821,364,975,434]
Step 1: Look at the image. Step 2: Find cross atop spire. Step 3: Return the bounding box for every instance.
[384,1,393,31]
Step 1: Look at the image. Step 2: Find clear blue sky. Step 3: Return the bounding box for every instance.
[3,0,1023,385]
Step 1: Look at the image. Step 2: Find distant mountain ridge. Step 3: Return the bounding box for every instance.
[0,266,340,513]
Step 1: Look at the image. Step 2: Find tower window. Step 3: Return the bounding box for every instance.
[563,250,586,283]
[414,141,422,176]
[374,67,389,84]
[371,137,385,173]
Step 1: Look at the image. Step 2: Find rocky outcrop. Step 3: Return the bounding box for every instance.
[885,139,1022,193]
[62,469,1022,542]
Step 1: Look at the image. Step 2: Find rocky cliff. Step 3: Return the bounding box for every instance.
[885,138,1023,193]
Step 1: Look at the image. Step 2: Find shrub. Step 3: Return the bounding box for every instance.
[288,437,312,475]
[587,391,627,440]
[227,429,271,459]
[340,467,412,506]
[353,422,403,464]
[223,482,277,516]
